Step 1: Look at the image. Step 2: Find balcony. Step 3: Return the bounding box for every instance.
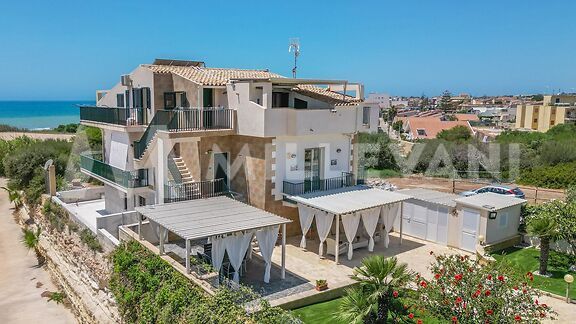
[80,152,149,189]
[134,109,235,160]
[79,106,147,127]
[282,172,356,196]
[164,178,228,203]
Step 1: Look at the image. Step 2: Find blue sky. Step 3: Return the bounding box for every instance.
[0,0,575,100]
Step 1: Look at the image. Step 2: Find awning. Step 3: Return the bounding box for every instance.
[288,186,411,215]
[135,196,291,241]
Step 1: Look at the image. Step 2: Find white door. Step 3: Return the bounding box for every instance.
[461,208,480,252]
[402,201,427,239]
[436,207,449,245]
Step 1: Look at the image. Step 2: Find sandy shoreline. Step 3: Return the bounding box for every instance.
[0,132,75,141]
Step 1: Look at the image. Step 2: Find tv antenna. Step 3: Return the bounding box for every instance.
[288,38,300,78]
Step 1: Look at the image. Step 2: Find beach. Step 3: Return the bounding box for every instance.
[0,132,75,141]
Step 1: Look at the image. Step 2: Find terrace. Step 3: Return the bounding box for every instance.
[282,172,356,198]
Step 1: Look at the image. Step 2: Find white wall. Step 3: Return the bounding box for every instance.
[484,205,521,244]
[97,66,155,109]
[274,134,352,198]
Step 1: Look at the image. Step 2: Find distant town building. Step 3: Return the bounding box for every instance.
[366,92,390,109]
[515,94,576,132]
[390,96,409,108]
[400,116,474,141]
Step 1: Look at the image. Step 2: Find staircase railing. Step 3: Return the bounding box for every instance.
[133,109,234,160]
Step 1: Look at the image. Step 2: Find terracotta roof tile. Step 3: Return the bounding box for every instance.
[405,117,472,139]
[144,64,361,106]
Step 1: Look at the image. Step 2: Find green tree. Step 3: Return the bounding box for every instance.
[436,125,472,142]
[439,90,452,112]
[337,256,411,323]
[526,207,559,275]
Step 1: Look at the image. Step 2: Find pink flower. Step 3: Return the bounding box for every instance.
[435,273,441,280]
[420,281,427,288]
[393,291,399,298]
[486,309,493,315]
[455,296,463,304]
[454,273,463,281]
[408,313,414,319]
[451,316,458,323]
[417,320,423,324]
[484,290,491,296]
[498,275,505,282]
[514,315,521,321]
[487,275,492,280]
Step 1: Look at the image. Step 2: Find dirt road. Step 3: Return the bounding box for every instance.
[0,178,76,323]
[0,132,74,141]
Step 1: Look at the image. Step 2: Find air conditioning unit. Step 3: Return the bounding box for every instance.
[121,75,132,86]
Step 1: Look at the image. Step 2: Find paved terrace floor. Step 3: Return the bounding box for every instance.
[268,232,466,307]
[62,199,108,232]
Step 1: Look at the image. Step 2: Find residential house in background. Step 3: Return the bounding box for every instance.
[79,58,379,234]
[515,94,576,132]
[401,116,474,140]
[365,92,391,109]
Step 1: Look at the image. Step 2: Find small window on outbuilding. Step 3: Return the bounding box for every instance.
[417,129,427,136]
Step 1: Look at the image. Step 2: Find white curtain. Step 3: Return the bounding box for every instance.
[315,210,334,256]
[380,203,400,248]
[362,207,381,251]
[341,213,361,260]
[255,226,280,283]
[298,204,315,249]
[225,232,254,283]
[211,236,227,274]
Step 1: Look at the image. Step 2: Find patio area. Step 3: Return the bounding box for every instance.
[57,198,108,232]
[268,231,468,307]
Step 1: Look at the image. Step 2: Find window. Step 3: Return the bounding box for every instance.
[116,94,125,107]
[164,92,188,109]
[272,92,289,107]
[416,129,427,136]
[294,97,308,109]
[555,98,561,104]
[363,107,371,125]
[123,194,128,211]
[142,87,151,109]
[133,88,143,108]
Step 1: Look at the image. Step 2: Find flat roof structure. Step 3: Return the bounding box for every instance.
[398,188,459,208]
[454,192,526,211]
[288,186,411,215]
[135,197,291,279]
[135,197,291,241]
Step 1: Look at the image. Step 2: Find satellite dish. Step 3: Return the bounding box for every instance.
[43,159,53,170]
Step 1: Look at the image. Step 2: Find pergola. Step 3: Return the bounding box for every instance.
[288,186,411,264]
[135,197,291,283]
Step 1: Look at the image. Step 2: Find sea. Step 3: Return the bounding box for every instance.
[0,101,93,130]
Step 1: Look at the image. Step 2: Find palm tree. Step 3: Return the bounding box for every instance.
[22,227,44,266]
[527,217,557,275]
[1,186,23,209]
[337,255,411,323]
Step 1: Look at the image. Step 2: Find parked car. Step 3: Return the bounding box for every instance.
[459,185,525,199]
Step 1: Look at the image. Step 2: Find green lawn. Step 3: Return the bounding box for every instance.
[292,297,443,324]
[491,247,576,299]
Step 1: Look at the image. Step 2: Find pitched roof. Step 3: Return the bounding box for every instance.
[405,117,472,139]
[145,64,283,86]
[454,113,480,121]
[144,64,360,106]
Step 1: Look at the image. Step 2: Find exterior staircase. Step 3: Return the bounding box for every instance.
[173,157,195,184]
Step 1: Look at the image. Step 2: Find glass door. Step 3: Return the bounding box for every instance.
[304,148,322,192]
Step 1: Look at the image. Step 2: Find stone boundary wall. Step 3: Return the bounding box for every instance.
[16,201,120,324]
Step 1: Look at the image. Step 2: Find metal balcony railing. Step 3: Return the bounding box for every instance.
[282,172,356,196]
[79,106,147,126]
[164,178,228,203]
[80,152,149,188]
[134,108,234,160]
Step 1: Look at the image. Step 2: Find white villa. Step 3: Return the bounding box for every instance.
[55,58,526,306]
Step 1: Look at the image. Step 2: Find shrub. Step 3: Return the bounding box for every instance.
[109,240,299,324]
[436,125,472,142]
[80,229,103,252]
[414,253,556,323]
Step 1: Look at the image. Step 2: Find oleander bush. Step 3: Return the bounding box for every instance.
[414,253,557,323]
[109,240,300,324]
